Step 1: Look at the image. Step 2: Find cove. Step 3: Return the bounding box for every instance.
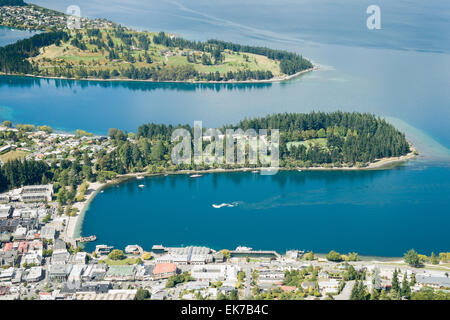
[81,161,450,257]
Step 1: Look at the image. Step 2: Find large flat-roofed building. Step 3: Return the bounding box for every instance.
[20,185,53,202]
[75,289,137,300]
[48,264,72,282]
[191,265,240,286]
[104,265,136,281]
[156,246,213,265]
[26,266,43,282]
[40,226,56,241]
[82,264,107,281]
[153,263,177,280]
[0,205,13,220]
[0,194,10,204]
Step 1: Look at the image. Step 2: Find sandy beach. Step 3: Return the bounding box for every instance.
[63,181,104,246]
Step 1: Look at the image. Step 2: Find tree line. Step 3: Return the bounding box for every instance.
[0,112,410,195]
[0,31,68,74]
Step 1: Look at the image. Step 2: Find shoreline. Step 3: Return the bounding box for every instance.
[0,66,317,84]
[65,143,417,245]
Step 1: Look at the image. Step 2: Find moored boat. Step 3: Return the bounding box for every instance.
[77,235,97,243]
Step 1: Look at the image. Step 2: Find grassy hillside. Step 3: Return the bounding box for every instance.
[1,4,313,82]
[31,28,282,81]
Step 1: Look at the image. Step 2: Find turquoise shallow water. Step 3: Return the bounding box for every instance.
[1,1,449,255]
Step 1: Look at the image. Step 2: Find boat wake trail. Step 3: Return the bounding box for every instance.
[212,201,240,209]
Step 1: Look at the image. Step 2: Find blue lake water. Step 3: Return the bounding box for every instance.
[81,162,450,256]
[1,0,449,255]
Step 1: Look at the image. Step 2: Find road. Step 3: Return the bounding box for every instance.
[243,266,252,298]
[334,280,354,300]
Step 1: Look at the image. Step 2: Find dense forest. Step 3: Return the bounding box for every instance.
[0,159,51,192]
[0,31,68,74]
[0,112,410,196]
[133,111,411,170]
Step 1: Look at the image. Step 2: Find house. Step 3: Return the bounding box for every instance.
[17,241,28,254]
[28,240,43,252]
[1,242,13,252]
[301,281,317,291]
[416,275,450,289]
[318,279,340,294]
[153,263,177,280]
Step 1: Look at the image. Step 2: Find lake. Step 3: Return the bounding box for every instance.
[81,162,450,256]
[1,0,449,256]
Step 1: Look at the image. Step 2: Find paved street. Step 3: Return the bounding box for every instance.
[334,280,354,300]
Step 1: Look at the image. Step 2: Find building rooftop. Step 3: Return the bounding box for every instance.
[153,263,177,275]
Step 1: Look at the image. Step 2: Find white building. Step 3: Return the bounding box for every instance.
[26,266,43,282]
[191,264,240,287]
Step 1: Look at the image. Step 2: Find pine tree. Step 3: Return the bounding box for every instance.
[410,273,416,286]
[401,272,411,299]
[431,252,438,265]
[392,269,400,293]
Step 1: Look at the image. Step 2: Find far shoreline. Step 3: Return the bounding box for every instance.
[0,66,317,85]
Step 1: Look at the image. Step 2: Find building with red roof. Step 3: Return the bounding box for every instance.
[2,243,13,252]
[18,241,28,254]
[153,263,177,279]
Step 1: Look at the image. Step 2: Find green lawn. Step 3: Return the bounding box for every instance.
[0,150,28,163]
[287,138,328,150]
[101,257,142,266]
[33,28,283,78]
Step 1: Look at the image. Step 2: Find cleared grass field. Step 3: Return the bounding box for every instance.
[0,150,28,163]
[31,29,283,79]
[287,138,328,150]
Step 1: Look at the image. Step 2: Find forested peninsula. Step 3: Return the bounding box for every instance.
[0,3,314,82]
[0,112,414,194]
